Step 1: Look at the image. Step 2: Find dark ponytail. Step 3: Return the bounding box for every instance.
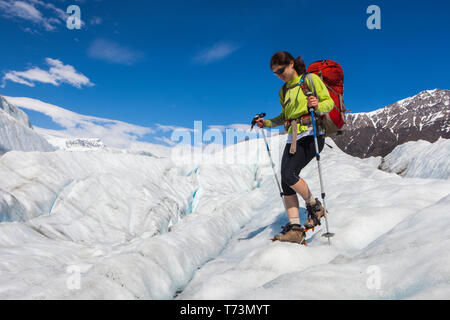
[270,51,306,75]
[293,56,306,75]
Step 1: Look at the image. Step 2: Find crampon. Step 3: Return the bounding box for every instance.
[269,237,307,245]
[304,209,330,233]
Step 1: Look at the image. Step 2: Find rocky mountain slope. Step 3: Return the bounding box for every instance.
[333,89,449,158]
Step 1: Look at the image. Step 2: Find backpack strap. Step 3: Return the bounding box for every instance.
[299,73,317,98]
[299,73,324,134]
[287,73,318,155]
[281,73,317,103]
[281,83,290,109]
[282,83,287,99]
[281,73,320,152]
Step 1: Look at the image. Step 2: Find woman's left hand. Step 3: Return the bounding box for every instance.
[307,96,319,109]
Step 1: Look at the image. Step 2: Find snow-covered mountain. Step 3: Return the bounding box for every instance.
[333,89,450,158]
[0,133,449,299]
[0,95,55,154]
[1,95,172,158]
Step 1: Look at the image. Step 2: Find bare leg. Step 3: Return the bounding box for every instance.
[289,178,314,204]
[284,194,300,222]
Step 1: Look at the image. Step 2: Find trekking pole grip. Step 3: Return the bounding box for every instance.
[250,112,266,130]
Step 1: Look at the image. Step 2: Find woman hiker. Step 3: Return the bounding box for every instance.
[256,51,334,244]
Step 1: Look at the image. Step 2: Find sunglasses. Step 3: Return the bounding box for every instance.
[273,65,287,75]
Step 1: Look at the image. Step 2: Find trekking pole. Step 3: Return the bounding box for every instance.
[251,113,288,212]
[308,100,335,246]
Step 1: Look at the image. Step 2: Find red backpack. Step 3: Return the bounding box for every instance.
[304,60,349,136]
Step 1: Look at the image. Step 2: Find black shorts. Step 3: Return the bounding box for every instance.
[281,135,325,196]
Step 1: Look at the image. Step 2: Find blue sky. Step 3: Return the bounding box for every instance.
[0,0,449,146]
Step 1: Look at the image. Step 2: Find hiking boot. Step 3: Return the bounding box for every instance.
[274,224,306,244]
[279,222,291,235]
[304,198,325,230]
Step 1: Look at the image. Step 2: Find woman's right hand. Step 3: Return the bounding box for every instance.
[256,118,265,128]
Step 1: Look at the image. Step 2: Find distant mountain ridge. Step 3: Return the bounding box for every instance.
[333,89,450,158]
[65,138,106,150]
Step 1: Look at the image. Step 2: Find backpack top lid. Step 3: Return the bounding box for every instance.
[306,60,343,94]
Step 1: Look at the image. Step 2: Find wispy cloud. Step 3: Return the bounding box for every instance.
[1,58,94,88]
[87,38,145,65]
[3,96,154,149]
[193,41,241,65]
[0,0,68,31]
[155,123,196,133]
[153,136,177,146]
[89,16,102,26]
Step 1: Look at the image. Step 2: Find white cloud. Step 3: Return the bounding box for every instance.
[3,96,155,149]
[29,0,66,20]
[46,58,92,88]
[153,136,177,146]
[193,41,241,65]
[2,72,36,86]
[0,0,67,31]
[1,58,93,88]
[87,38,144,65]
[155,123,195,133]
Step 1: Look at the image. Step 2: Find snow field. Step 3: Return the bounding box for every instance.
[177,138,450,299]
[0,145,265,298]
[0,136,449,299]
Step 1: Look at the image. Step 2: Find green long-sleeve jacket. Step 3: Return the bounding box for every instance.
[264,73,334,134]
